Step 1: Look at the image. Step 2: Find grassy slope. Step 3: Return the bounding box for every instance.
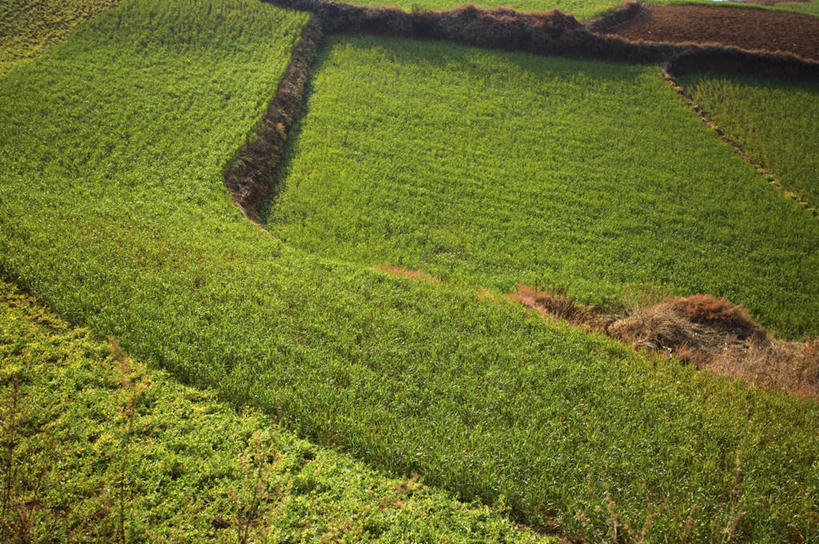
[271,36,819,338]
[0,280,551,543]
[761,0,819,16]
[0,0,118,77]
[680,73,819,209]
[0,1,817,542]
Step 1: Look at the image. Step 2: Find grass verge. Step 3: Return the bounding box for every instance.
[0,280,552,543]
[270,35,819,338]
[680,73,819,209]
[0,1,817,542]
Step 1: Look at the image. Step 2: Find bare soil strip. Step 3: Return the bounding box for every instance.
[585,1,645,33]
[261,0,819,76]
[605,3,819,60]
[374,265,441,284]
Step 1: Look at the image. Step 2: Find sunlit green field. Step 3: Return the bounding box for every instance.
[0,0,817,542]
[681,73,819,209]
[271,35,819,338]
[0,280,552,543]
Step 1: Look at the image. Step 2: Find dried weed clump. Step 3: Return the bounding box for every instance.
[510,284,614,333]
[512,286,818,397]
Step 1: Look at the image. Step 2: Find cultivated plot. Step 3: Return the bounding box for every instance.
[0,0,118,76]
[680,73,819,209]
[271,35,819,338]
[0,1,817,542]
[603,3,819,59]
[0,280,552,543]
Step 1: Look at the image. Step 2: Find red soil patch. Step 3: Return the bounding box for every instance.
[374,265,440,285]
[605,3,819,60]
[509,285,614,332]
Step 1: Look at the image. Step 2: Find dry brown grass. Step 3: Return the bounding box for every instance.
[511,286,819,397]
[509,284,614,333]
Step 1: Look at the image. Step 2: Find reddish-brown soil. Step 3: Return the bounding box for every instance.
[748,0,807,5]
[605,3,819,60]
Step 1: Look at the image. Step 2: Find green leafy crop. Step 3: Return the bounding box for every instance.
[682,73,819,209]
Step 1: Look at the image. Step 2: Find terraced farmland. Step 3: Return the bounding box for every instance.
[0,280,552,543]
[271,35,819,338]
[1,0,817,542]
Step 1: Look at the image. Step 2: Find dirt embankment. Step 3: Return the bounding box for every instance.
[223,17,323,222]
[604,3,819,61]
[511,286,819,398]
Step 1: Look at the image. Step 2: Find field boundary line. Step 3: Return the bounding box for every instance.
[584,0,646,33]
[259,0,819,78]
[224,0,819,220]
[664,70,818,219]
[223,16,324,222]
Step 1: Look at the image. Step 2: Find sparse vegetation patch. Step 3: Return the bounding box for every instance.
[0,0,118,77]
[512,286,819,396]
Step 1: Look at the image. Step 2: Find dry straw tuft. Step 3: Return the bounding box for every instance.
[511,286,819,397]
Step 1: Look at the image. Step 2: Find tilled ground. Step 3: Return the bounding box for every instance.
[604,3,819,60]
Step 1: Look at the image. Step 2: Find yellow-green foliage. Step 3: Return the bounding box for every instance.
[0,0,118,77]
[0,281,553,543]
[681,73,819,209]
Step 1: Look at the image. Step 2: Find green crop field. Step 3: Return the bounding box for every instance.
[0,0,817,543]
[0,280,551,543]
[680,73,819,209]
[271,35,819,338]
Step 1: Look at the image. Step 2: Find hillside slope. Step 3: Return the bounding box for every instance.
[0,0,816,541]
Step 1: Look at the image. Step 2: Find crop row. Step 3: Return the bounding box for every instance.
[0,279,553,542]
